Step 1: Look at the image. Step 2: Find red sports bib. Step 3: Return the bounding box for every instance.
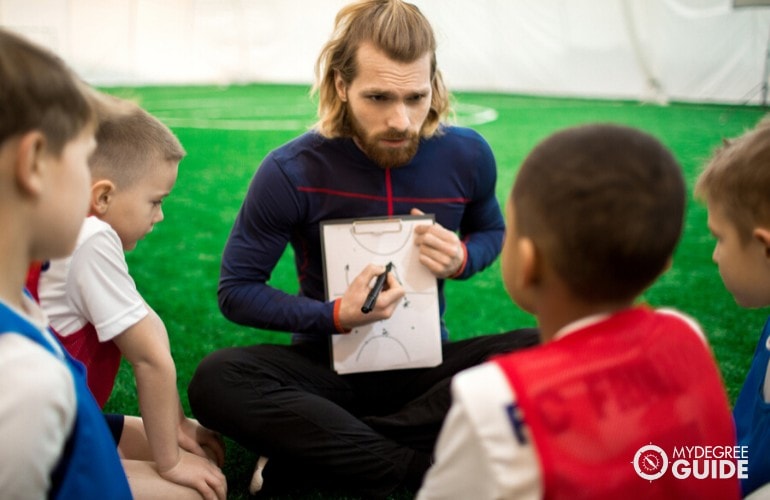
[495,307,739,500]
[26,264,121,408]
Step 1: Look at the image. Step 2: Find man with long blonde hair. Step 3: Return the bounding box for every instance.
[189,1,538,497]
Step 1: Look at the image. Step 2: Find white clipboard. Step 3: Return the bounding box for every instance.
[320,215,443,374]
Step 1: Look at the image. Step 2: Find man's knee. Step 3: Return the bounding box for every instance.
[444,328,541,365]
[504,327,541,349]
[188,348,239,424]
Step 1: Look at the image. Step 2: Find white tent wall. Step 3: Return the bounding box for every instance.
[1,0,769,104]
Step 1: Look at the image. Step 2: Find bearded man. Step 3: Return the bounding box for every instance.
[188,1,539,497]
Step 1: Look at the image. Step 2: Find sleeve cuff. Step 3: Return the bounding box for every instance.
[449,241,469,279]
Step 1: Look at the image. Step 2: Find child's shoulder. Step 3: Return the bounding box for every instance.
[0,332,73,398]
[453,361,515,407]
[79,216,115,241]
[60,216,129,285]
[0,332,74,390]
[73,216,123,255]
[655,307,705,340]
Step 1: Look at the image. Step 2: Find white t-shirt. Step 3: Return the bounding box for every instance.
[0,295,76,498]
[39,216,148,341]
[416,361,542,500]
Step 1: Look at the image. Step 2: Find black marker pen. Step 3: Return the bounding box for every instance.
[361,262,393,314]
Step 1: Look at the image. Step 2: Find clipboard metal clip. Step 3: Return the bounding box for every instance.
[351,218,403,235]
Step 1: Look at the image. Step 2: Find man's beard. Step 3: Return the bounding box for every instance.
[349,113,421,169]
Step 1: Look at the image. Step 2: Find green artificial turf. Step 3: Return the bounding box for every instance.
[98,84,768,499]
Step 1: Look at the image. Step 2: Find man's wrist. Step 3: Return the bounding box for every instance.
[333,298,351,333]
[449,242,468,278]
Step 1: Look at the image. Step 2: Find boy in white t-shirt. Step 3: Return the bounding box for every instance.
[31,93,227,499]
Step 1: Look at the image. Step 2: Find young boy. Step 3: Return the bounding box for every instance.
[417,124,740,499]
[0,28,131,498]
[696,120,770,498]
[29,94,227,499]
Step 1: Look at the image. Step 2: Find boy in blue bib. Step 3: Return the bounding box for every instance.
[0,28,130,499]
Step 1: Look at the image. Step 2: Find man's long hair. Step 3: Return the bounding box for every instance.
[312,0,450,138]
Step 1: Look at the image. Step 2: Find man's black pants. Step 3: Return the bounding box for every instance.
[188,329,539,498]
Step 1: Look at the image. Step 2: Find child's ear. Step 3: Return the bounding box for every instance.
[518,237,540,288]
[14,131,47,196]
[90,179,116,215]
[511,237,541,314]
[753,227,770,260]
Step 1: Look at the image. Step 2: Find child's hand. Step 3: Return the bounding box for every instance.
[178,417,226,467]
[158,449,227,500]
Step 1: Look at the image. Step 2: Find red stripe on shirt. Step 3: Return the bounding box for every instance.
[297,186,469,205]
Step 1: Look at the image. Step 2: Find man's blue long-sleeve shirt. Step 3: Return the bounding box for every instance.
[218,126,504,342]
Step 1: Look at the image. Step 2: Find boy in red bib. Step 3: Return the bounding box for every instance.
[418,124,739,499]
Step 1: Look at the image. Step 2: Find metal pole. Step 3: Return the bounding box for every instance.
[763,25,770,105]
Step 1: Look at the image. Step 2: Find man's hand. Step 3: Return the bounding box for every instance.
[338,263,405,331]
[411,208,465,278]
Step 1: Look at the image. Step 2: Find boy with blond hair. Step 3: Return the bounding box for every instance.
[418,124,740,499]
[0,28,131,498]
[29,94,227,499]
[696,120,770,498]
